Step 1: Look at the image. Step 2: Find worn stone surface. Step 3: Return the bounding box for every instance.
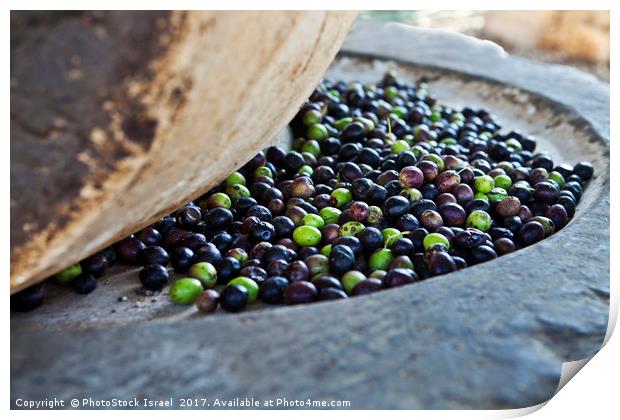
[11,22,610,409]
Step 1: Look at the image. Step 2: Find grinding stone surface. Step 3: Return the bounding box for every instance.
[11,22,610,409]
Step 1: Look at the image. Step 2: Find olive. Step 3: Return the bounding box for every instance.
[227,277,259,303]
[439,203,466,226]
[100,247,118,267]
[557,196,576,218]
[215,257,241,284]
[489,227,514,241]
[240,266,268,287]
[465,210,492,232]
[457,167,475,184]
[140,245,170,266]
[339,162,363,182]
[356,227,383,253]
[292,225,322,247]
[139,264,169,291]
[11,284,44,312]
[573,162,593,180]
[45,70,590,312]
[469,245,497,264]
[211,232,233,253]
[285,260,310,283]
[312,274,342,291]
[395,214,420,232]
[195,290,219,314]
[246,205,272,222]
[562,181,583,202]
[330,188,353,208]
[284,281,318,304]
[177,232,208,251]
[495,196,521,217]
[349,201,369,221]
[533,182,560,203]
[383,268,417,288]
[226,248,248,264]
[504,216,523,234]
[251,221,276,242]
[220,285,249,312]
[465,199,491,215]
[290,176,315,198]
[517,221,546,246]
[367,205,384,225]
[411,199,437,218]
[318,288,348,301]
[170,278,204,304]
[398,166,424,188]
[418,210,442,231]
[435,193,457,208]
[81,253,109,278]
[435,170,461,192]
[384,195,410,218]
[365,184,388,205]
[416,160,439,181]
[390,238,414,256]
[116,237,146,265]
[368,248,393,271]
[423,233,450,250]
[176,205,202,228]
[188,262,218,288]
[351,278,383,295]
[341,270,367,294]
[494,238,517,255]
[329,244,355,275]
[136,227,162,246]
[204,192,232,210]
[529,216,556,237]
[194,243,222,266]
[260,276,289,304]
[453,229,487,249]
[545,204,569,230]
[263,244,292,264]
[264,258,286,276]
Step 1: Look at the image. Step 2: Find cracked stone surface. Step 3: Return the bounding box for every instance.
[11,22,610,409]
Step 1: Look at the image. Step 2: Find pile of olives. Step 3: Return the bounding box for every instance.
[12,71,593,314]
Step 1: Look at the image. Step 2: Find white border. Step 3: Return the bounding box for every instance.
[4,3,616,419]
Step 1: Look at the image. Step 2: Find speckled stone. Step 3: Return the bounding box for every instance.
[11,22,609,409]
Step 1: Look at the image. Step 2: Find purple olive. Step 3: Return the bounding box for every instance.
[284,281,318,305]
[434,170,461,193]
[439,203,466,226]
[398,166,424,188]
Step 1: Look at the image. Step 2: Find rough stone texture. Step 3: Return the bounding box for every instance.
[11,22,609,409]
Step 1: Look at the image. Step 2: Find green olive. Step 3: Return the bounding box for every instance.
[54,263,82,285]
[293,225,322,247]
[466,210,492,232]
[369,248,393,271]
[188,262,217,288]
[423,233,450,250]
[170,278,204,304]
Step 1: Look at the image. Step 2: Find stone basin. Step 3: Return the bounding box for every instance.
[11,22,610,409]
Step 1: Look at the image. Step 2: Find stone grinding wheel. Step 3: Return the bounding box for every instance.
[10,10,358,293]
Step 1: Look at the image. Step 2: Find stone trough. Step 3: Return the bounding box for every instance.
[11,22,610,409]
